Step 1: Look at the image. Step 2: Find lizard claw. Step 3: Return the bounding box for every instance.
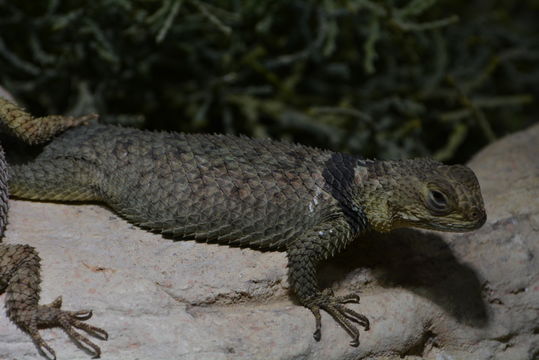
[26,296,108,359]
[306,289,369,346]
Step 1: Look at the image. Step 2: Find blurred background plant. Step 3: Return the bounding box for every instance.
[0,0,537,162]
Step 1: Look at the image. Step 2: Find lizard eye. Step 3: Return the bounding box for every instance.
[427,189,450,214]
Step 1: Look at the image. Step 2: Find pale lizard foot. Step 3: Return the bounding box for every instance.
[21,296,108,359]
[306,288,369,346]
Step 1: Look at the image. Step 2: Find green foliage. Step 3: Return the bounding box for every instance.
[0,0,537,161]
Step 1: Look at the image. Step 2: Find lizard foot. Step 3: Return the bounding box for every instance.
[305,289,369,346]
[25,296,108,359]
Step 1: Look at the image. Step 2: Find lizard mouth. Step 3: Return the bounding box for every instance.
[426,213,487,232]
[394,208,487,232]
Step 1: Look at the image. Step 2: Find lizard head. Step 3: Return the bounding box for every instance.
[361,158,486,233]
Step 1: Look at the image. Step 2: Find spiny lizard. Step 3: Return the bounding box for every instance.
[1,98,486,358]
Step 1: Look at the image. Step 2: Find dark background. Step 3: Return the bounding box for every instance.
[0,0,537,163]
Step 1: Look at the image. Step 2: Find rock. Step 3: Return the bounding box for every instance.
[0,124,538,360]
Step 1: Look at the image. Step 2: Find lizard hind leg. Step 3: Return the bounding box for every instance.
[1,244,107,359]
[9,158,103,202]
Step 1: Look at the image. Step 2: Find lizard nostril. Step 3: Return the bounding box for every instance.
[470,208,481,220]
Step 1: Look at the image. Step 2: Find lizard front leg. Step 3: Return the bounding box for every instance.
[287,227,370,346]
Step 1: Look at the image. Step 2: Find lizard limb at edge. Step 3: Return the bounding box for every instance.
[0,98,107,359]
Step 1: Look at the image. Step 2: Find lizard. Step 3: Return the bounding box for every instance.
[1,98,486,358]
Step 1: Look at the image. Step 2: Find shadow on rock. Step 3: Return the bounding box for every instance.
[320,228,489,328]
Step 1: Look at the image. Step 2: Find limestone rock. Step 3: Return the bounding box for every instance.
[0,124,538,360]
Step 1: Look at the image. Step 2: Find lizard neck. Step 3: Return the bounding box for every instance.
[353,160,400,233]
[321,153,369,234]
[322,155,419,234]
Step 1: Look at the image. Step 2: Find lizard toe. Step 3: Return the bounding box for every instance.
[305,290,369,346]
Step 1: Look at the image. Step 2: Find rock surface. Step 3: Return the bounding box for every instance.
[0,124,538,360]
